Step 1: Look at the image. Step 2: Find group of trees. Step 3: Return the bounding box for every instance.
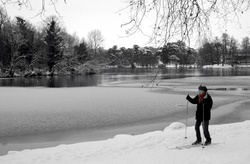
[198,33,250,66]
[157,41,197,66]
[1,0,250,78]
[106,41,198,68]
[0,5,201,78]
[0,8,107,77]
[107,35,250,69]
[107,45,158,68]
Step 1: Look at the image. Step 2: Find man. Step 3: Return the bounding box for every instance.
[186,85,213,145]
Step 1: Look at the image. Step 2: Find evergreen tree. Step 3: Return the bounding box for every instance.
[159,43,180,64]
[198,42,215,66]
[0,8,11,68]
[44,18,63,74]
[75,40,89,64]
[107,45,121,67]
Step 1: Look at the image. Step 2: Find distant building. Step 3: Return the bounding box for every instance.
[236,53,250,65]
[221,53,250,66]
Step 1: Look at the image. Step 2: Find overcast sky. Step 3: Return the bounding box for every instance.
[3,0,250,49]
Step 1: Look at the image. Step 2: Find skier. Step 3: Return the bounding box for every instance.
[186,85,213,146]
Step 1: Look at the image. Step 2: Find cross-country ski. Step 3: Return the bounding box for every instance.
[173,143,220,150]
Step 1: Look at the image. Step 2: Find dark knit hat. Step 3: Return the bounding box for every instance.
[198,85,207,92]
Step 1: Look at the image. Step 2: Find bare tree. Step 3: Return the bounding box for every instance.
[213,37,222,65]
[87,29,104,55]
[221,33,229,65]
[0,0,67,18]
[228,37,238,65]
[241,37,250,65]
[7,22,27,77]
[120,0,250,46]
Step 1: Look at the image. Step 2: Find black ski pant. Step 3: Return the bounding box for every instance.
[195,120,211,142]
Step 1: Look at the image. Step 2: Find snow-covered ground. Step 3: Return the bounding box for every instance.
[203,64,250,68]
[0,121,250,164]
[203,64,233,69]
[164,63,250,69]
[0,76,250,163]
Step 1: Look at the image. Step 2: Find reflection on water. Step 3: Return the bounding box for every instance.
[1,68,250,87]
[0,75,100,87]
[201,68,250,76]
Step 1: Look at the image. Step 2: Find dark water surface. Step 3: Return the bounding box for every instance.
[1,68,250,87]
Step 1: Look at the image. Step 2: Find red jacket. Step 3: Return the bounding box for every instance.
[187,94,213,121]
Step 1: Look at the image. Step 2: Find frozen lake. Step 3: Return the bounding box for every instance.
[1,68,250,155]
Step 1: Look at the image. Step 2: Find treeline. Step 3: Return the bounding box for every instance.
[198,33,250,66]
[106,45,159,68]
[0,11,162,77]
[1,9,195,78]
[106,41,198,68]
[0,9,108,77]
[1,10,250,78]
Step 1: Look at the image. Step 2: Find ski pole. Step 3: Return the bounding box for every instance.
[185,101,188,139]
[202,103,205,148]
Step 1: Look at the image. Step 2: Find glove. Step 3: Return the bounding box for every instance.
[186,94,190,100]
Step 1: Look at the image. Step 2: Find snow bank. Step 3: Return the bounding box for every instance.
[203,64,233,69]
[164,122,186,131]
[202,64,250,68]
[1,121,250,164]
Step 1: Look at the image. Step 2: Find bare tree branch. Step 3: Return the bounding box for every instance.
[120,0,250,46]
[0,0,67,19]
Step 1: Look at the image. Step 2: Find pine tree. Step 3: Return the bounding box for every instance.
[44,18,63,74]
[75,40,89,64]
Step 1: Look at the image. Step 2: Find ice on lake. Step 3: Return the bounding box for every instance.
[0,76,250,155]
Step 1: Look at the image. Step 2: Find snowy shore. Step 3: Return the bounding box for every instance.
[0,76,250,163]
[1,120,250,164]
[203,64,250,68]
